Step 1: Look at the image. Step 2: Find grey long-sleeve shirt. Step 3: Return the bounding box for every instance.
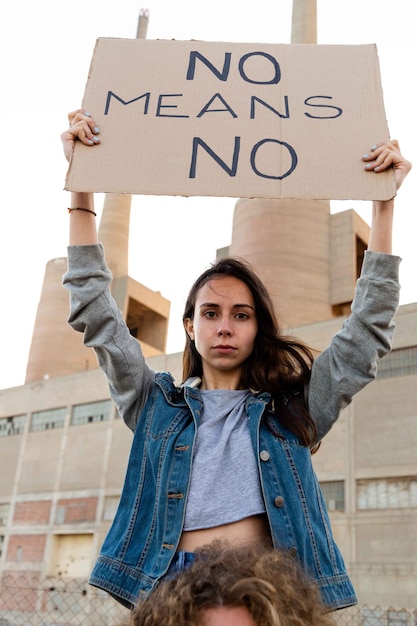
[63,245,401,443]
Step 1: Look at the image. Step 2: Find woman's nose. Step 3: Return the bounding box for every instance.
[217,317,232,335]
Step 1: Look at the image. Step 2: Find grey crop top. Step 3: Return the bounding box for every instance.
[183,388,266,531]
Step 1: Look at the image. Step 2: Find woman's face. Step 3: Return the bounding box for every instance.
[184,275,258,389]
[202,605,257,626]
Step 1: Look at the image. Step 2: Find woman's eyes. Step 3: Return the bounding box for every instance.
[202,310,249,320]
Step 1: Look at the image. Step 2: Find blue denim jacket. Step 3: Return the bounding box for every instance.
[63,245,400,611]
[89,374,356,610]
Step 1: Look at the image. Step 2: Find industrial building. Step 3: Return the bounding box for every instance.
[0,3,416,623]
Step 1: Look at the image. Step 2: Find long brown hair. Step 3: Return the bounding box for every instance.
[182,257,317,447]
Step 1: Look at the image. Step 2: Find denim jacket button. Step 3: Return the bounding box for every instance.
[288,547,297,557]
[274,495,284,507]
[259,449,270,461]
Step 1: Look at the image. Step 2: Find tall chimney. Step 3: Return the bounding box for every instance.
[291,0,317,43]
[228,0,335,329]
[24,9,170,384]
[97,8,149,279]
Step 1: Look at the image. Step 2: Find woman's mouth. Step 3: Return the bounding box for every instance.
[213,345,236,354]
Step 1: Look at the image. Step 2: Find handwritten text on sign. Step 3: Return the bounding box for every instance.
[66,39,394,200]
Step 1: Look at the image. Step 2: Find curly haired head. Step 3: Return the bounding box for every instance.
[129,542,336,626]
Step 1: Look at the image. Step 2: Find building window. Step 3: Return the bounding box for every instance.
[357,477,417,510]
[29,408,66,432]
[377,345,417,378]
[54,498,97,524]
[0,535,4,558]
[0,503,10,526]
[70,400,112,426]
[319,480,345,512]
[0,414,27,436]
[103,496,120,521]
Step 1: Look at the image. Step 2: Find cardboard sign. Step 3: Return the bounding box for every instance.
[65,38,396,200]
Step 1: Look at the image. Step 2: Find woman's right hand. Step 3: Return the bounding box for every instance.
[61,109,101,162]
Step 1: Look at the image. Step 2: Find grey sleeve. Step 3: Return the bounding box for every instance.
[307,250,401,443]
[62,244,155,431]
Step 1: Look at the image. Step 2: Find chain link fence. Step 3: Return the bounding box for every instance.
[0,574,129,625]
[0,573,416,625]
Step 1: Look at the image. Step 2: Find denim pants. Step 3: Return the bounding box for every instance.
[164,551,197,580]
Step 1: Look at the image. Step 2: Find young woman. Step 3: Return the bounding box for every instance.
[61,110,411,611]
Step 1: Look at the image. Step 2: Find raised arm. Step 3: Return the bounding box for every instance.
[362,140,412,253]
[61,109,101,245]
[61,109,156,431]
[308,140,412,443]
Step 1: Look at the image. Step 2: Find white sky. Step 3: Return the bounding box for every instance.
[0,0,416,390]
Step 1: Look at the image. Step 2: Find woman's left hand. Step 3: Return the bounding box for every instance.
[363,140,412,192]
